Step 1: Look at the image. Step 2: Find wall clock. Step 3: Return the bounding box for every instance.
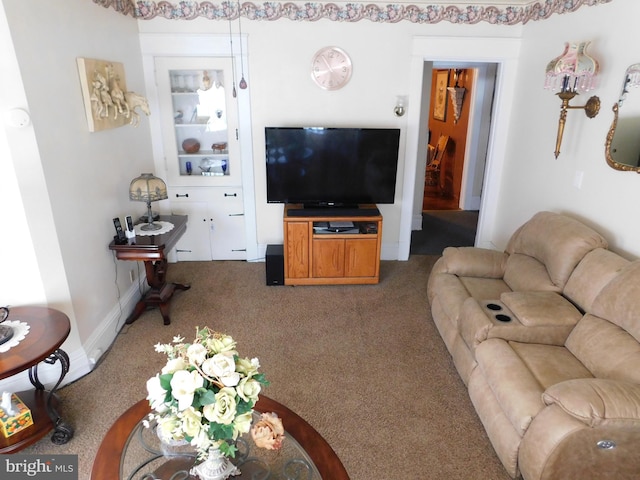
[311,47,353,90]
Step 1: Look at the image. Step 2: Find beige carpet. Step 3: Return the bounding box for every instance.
[23,257,510,480]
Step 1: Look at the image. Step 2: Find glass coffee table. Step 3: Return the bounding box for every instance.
[91,395,349,479]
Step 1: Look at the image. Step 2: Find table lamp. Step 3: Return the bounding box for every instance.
[129,173,168,231]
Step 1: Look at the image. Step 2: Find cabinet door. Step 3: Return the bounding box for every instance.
[312,239,345,278]
[285,222,309,279]
[155,57,241,187]
[345,238,378,277]
[170,200,212,261]
[209,187,246,260]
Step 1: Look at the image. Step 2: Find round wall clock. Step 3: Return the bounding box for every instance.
[311,47,353,90]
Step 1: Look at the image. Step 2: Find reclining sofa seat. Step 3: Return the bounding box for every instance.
[427,211,608,384]
[427,212,640,479]
[469,257,640,480]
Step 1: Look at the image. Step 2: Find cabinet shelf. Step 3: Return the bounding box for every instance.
[178,151,228,157]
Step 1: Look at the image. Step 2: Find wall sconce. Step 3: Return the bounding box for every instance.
[394,96,406,117]
[447,69,466,124]
[545,41,601,158]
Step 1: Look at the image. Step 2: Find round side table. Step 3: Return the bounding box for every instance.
[0,306,74,452]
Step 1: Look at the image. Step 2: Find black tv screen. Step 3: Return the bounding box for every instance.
[265,127,400,206]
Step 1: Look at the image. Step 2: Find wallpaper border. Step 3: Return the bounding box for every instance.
[94,0,612,25]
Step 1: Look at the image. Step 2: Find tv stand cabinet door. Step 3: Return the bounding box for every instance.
[285,222,309,279]
[312,239,345,278]
[345,238,378,278]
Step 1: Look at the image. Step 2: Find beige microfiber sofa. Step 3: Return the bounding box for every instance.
[427,211,640,480]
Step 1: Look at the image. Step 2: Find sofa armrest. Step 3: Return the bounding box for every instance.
[437,247,508,278]
[460,297,574,350]
[542,378,640,428]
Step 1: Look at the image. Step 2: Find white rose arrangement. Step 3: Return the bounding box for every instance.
[145,327,269,459]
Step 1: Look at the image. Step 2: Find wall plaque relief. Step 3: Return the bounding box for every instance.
[77,57,150,132]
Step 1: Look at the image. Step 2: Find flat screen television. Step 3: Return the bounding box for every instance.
[265,127,400,207]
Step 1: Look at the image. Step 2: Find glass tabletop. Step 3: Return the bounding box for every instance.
[120,410,322,479]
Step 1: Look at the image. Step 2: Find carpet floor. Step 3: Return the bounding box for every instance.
[411,210,479,255]
[22,257,509,480]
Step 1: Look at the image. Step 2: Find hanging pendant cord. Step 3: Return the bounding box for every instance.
[228,2,237,98]
[238,1,247,89]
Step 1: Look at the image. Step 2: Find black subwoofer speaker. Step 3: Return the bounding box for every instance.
[265,244,284,286]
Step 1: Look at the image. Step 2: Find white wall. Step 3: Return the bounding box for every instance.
[0,0,156,388]
[494,1,640,258]
[137,17,518,258]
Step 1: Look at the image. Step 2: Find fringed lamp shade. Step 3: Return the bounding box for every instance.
[544,41,599,94]
[129,173,168,231]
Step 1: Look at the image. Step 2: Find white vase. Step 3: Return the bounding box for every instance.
[190,446,240,480]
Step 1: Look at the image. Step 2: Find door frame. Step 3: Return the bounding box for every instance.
[399,36,521,259]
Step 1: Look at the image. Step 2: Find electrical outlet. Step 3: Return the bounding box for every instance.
[129,269,135,284]
[573,170,584,189]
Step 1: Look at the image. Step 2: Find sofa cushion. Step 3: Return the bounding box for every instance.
[505,211,608,289]
[475,339,547,436]
[591,260,640,343]
[503,254,560,292]
[543,379,640,428]
[475,339,591,436]
[563,248,629,313]
[509,342,593,389]
[500,291,582,327]
[565,314,640,384]
[438,246,508,278]
[459,277,512,301]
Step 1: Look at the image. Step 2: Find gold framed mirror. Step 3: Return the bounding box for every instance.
[605,63,640,172]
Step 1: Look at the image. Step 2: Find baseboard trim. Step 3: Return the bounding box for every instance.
[412,213,423,231]
[0,280,143,393]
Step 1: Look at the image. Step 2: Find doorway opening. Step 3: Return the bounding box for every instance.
[410,62,497,255]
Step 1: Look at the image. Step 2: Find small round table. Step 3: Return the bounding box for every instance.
[0,306,74,452]
[91,395,350,479]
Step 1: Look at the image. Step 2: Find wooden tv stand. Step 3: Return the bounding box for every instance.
[283,204,382,285]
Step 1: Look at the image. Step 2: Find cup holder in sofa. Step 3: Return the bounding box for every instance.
[482,301,514,323]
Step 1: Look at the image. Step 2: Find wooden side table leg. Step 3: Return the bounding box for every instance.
[127,259,191,326]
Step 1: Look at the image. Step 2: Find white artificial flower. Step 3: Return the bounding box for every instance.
[173,335,184,343]
[235,357,258,377]
[146,375,168,412]
[236,377,261,403]
[202,353,240,387]
[202,387,237,425]
[233,411,253,439]
[207,334,237,354]
[170,369,204,411]
[187,343,208,366]
[157,414,182,440]
[191,428,213,451]
[180,406,203,438]
[162,357,187,375]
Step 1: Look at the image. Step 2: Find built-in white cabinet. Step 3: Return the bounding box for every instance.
[152,55,251,261]
[155,57,241,187]
[169,187,246,261]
